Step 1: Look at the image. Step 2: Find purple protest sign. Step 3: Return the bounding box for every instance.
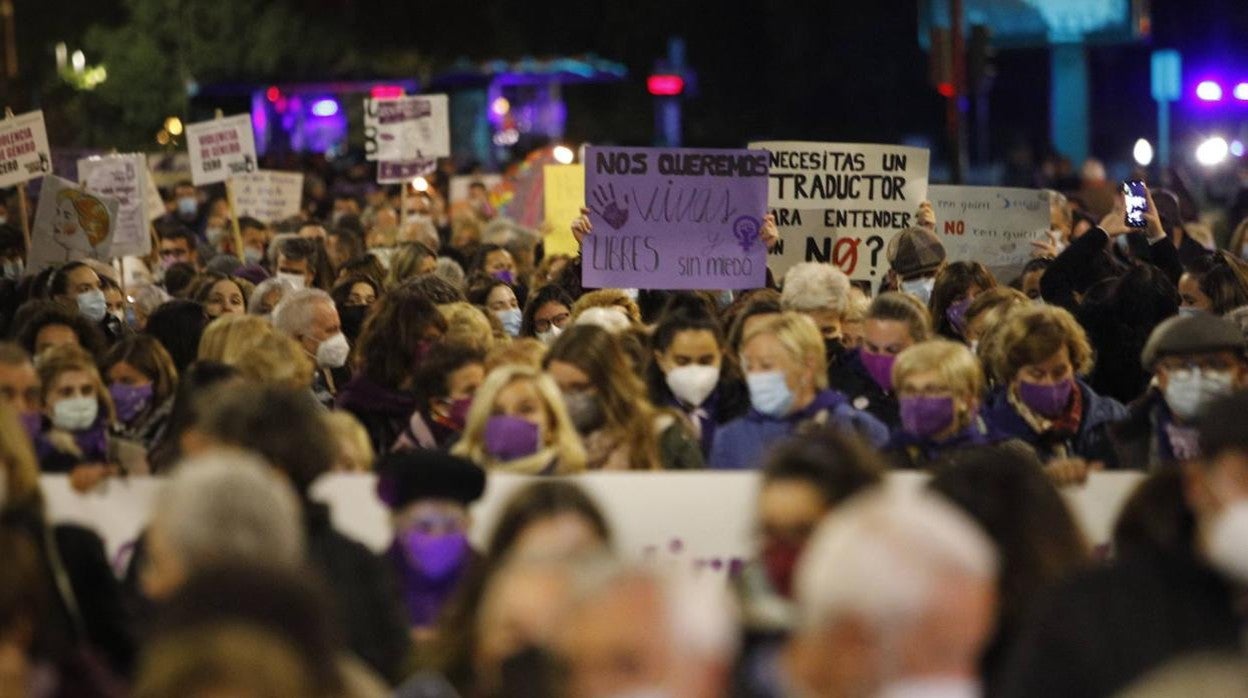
[582,146,769,290]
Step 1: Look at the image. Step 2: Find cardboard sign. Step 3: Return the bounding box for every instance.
[363,95,450,161]
[927,185,1051,279]
[230,170,304,224]
[145,167,166,221]
[543,164,583,256]
[582,146,770,290]
[749,141,930,281]
[185,114,258,185]
[376,158,436,185]
[29,175,119,272]
[0,110,52,189]
[78,154,153,258]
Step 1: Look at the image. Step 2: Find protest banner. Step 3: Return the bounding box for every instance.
[748,141,929,281]
[581,146,770,290]
[78,154,153,258]
[450,174,503,204]
[184,114,257,186]
[543,164,583,256]
[363,95,450,161]
[230,170,304,224]
[28,175,120,272]
[928,185,1052,280]
[377,158,435,185]
[0,110,51,189]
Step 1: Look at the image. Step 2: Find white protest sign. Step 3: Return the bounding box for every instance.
[184,114,257,185]
[78,154,153,258]
[376,158,436,185]
[363,95,450,161]
[28,175,119,272]
[144,167,165,221]
[928,185,1051,279]
[230,170,304,224]
[748,141,929,281]
[450,174,503,203]
[0,110,52,189]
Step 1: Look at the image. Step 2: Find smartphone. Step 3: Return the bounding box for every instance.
[1123,180,1148,228]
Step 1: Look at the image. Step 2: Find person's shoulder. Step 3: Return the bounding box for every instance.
[1079,379,1128,422]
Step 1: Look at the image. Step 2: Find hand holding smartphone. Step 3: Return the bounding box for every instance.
[1123,180,1148,228]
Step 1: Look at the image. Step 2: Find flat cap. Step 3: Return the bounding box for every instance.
[1141,313,1245,369]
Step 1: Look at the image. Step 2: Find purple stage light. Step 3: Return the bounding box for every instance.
[1196,80,1223,101]
[311,98,339,117]
[1234,83,1248,101]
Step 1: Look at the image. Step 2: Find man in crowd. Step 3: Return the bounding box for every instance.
[158,227,201,272]
[275,237,321,290]
[271,288,349,406]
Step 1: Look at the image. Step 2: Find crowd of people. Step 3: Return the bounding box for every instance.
[0,163,1246,697]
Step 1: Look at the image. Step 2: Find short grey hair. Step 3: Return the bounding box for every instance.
[130,283,170,317]
[434,256,465,291]
[154,450,305,575]
[247,277,295,315]
[271,288,333,337]
[781,262,852,314]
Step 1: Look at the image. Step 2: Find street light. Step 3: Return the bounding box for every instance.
[552,145,574,164]
[164,116,183,136]
[412,176,429,192]
[70,49,84,73]
[1195,137,1229,166]
[1132,138,1153,166]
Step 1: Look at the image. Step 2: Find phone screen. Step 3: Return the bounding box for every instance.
[1123,180,1147,228]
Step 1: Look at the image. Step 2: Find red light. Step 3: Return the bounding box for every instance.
[266,86,280,102]
[937,82,955,98]
[370,85,404,99]
[647,74,685,96]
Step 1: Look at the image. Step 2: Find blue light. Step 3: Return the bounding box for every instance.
[311,98,339,117]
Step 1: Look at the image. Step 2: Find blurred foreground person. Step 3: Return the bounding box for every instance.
[784,488,998,698]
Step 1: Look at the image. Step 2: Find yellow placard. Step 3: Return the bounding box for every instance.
[543,164,583,256]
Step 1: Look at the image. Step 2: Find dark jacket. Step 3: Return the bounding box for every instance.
[982,380,1127,467]
[826,350,900,431]
[1000,550,1241,698]
[884,418,996,470]
[336,374,420,454]
[1110,389,1190,471]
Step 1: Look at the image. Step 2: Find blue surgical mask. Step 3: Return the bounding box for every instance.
[177,196,197,218]
[747,371,794,417]
[77,289,107,323]
[1178,306,1205,318]
[496,308,523,337]
[900,276,935,304]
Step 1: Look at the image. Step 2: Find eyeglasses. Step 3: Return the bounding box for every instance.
[534,313,570,333]
[1157,357,1237,377]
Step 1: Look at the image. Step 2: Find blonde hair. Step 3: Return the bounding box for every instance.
[844,286,871,324]
[323,411,375,472]
[453,365,586,474]
[989,304,1093,385]
[570,289,641,326]
[485,338,547,372]
[198,315,273,363]
[741,312,829,390]
[57,189,111,246]
[893,340,985,400]
[438,301,497,354]
[198,314,314,389]
[36,343,115,424]
[0,403,40,510]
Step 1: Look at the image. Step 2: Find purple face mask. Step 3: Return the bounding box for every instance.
[859,350,897,392]
[1018,379,1074,419]
[946,297,971,337]
[900,395,956,439]
[484,415,540,461]
[400,530,468,581]
[491,270,515,285]
[447,397,473,431]
[109,383,153,424]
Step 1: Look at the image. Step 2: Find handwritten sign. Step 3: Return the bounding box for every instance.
[377,158,435,185]
[185,114,257,186]
[29,175,119,272]
[582,146,769,290]
[364,95,450,161]
[749,141,929,281]
[928,185,1051,278]
[0,110,52,189]
[145,167,165,221]
[78,154,152,258]
[543,165,583,256]
[230,170,304,224]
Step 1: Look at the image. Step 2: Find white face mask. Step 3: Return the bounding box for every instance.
[536,324,563,346]
[276,272,307,291]
[52,396,99,431]
[1164,370,1234,421]
[665,364,720,407]
[315,332,350,369]
[1207,501,1248,584]
[900,276,935,304]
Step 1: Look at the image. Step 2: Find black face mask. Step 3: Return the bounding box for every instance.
[339,304,369,343]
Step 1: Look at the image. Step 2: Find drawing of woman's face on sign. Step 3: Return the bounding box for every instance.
[53,190,111,257]
[53,196,79,239]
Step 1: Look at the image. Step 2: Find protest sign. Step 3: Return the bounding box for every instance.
[146,152,192,188]
[748,141,929,281]
[230,170,304,224]
[0,110,52,189]
[363,95,450,161]
[928,185,1051,279]
[450,174,503,204]
[581,146,770,290]
[376,158,435,185]
[184,114,257,185]
[78,154,153,258]
[144,167,165,221]
[543,164,583,256]
[29,175,119,272]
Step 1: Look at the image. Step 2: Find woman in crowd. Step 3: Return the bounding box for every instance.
[247,277,294,316]
[983,304,1128,474]
[191,272,253,320]
[466,276,523,338]
[100,335,179,450]
[645,309,750,458]
[329,274,381,344]
[394,342,486,451]
[143,299,206,375]
[828,292,931,430]
[545,325,702,470]
[439,301,498,354]
[453,364,586,474]
[710,312,889,470]
[963,286,1029,350]
[886,339,997,469]
[386,242,438,290]
[929,261,996,342]
[1178,250,1248,316]
[16,304,106,359]
[336,283,448,452]
[519,284,573,345]
[34,344,117,487]
[725,291,783,354]
[145,362,242,474]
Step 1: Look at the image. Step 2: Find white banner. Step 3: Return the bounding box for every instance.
[78,154,153,258]
[29,175,120,272]
[364,95,450,161]
[748,141,930,282]
[230,170,304,224]
[185,114,258,186]
[928,185,1051,280]
[0,110,52,189]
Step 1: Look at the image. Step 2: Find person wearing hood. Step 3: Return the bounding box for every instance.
[1111,313,1248,469]
[272,289,351,409]
[709,313,889,470]
[375,451,486,634]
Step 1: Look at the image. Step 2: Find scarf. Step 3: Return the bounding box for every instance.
[1007,382,1084,449]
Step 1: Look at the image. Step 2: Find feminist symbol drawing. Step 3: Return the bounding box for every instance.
[589,183,630,230]
[732,215,761,252]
